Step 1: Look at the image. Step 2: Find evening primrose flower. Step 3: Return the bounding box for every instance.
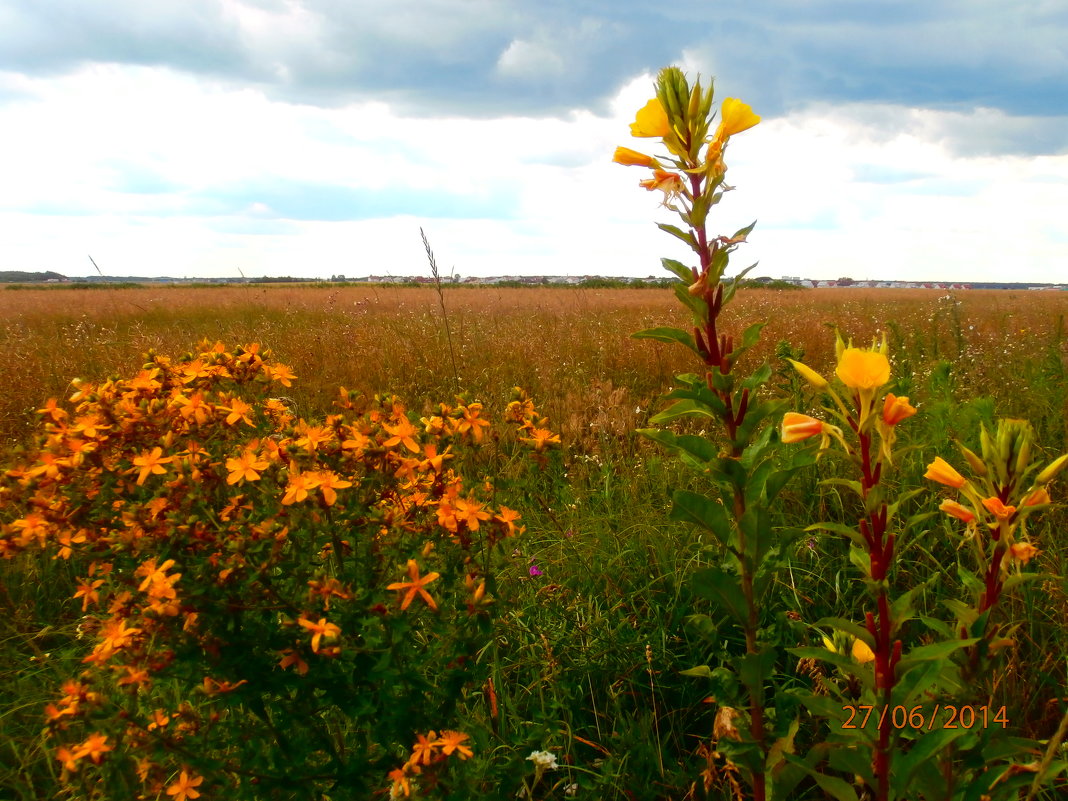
[781,412,826,444]
[1009,542,1039,564]
[981,497,1016,522]
[939,498,976,524]
[629,98,670,137]
[715,98,761,139]
[882,394,917,426]
[836,348,891,392]
[924,457,967,489]
[612,146,660,168]
[639,169,686,205]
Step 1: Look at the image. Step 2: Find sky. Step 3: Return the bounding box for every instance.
[1,1,1066,283]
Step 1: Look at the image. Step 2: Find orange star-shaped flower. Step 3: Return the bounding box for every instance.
[387,560,440,611]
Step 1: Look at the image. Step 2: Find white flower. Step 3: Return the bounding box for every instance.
[527,750,558,770]
[564,783,579,796]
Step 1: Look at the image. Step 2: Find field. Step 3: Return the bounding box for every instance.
[2,284,1067,800]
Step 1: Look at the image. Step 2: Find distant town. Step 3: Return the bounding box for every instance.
[1,270,1066,291]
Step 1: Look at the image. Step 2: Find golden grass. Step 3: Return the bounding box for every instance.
[2,285,1066,451]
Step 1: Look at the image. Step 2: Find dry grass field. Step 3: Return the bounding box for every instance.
[2,285,1066,453]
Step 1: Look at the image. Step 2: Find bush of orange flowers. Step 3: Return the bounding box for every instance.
[1,340,557,800]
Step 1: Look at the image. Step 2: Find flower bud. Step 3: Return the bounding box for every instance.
[957,444,988,477]
[939,499,975,523]
[787,359,828,390]
[781,412,825,444]
[1035,453,1068,485]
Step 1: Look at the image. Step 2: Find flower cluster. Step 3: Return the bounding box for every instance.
[387,730,473,798]
[0,341,557,797]
[926,420,1065,598]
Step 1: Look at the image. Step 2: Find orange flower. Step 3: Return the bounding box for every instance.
[166,769,204,801]
[520,427,561,452]
[220,397,254,426]
[924,457,967,489]
[407,732,439,767]
[387,560,440,611]
[383,415,421,453]
[434,730,474,759]
[297,617,341,653]
[882,394,917,426]
[131,447,172,485]
[1009,542,1039,564]
[638,169,685,203]
[282,468,320,505]
[1022,487,1051,506]
[982,497,1016,521]
[630,98,670,137]
[313,470,352,506]
[612,146,657,167]
[73,732,112,765]
[226,449,269,484]
[781,412,825,444]
[939,499,975,524]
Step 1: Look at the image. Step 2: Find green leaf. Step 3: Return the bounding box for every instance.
[671,489,731,547]
[649,399,718,424]
[781,756,861,801]
[656,222,698,251]
[890,578,935,632]
[806,521,868,548]
[894,727,974,790]
[679,664,714,678]
[896,638,980,676]
[632,326,699,356]
[690,566,747,624]
[740,362,773,390]
[1001,571,1054,593]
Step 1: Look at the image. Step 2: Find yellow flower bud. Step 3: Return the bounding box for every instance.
[1036,453,1068,485]
[787,359,828,390]
[612,146,658,168]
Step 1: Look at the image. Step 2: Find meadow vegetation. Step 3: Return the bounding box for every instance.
[2,66,1067,801]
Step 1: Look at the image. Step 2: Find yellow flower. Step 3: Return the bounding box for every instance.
[434,730,474,759]
[781,412,826,444]
[226,449,269,485]
[1022,487,1050,506]
[851,638,876,664]
[881,394,917,426]
[836,348,890,391]
[612,146,658,167]
[715,98,761,139]
[924,457,967,489]
[630,98,670,137]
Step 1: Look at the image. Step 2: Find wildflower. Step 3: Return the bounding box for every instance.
[131,447,172,485]
[982,497,1016,521]
[407,732,439,768]
[387,560,440,611]
[638,169,685,205]
[836,348,890,392]
[297,617,341,653]
[629,98,670,137]
[282,467,320,505]
[435,730,473,759]
[454,497,492,530]
[882,394,917,426]
[781,412,826,444]
[226,449,269,484]
[520,427,561,452]
[271,648,307,676]
[456,403,492,443]
[166,770,204,801]
[851,638,876,664]
[494,507,522,537]
[612,146,659,168]
[715,98,761,140]
[388,768,413,798]
[924,457,967,489]
[220,397,254,426]
[73,732,112,764]
[55,746,80,774]
[73,579,104,611]
[1009,542,1039,564]
[313,470,353,506]
[939,499,976,524]
[383,416,421,453]
[266,364,296,387]
[529,560,544,577]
